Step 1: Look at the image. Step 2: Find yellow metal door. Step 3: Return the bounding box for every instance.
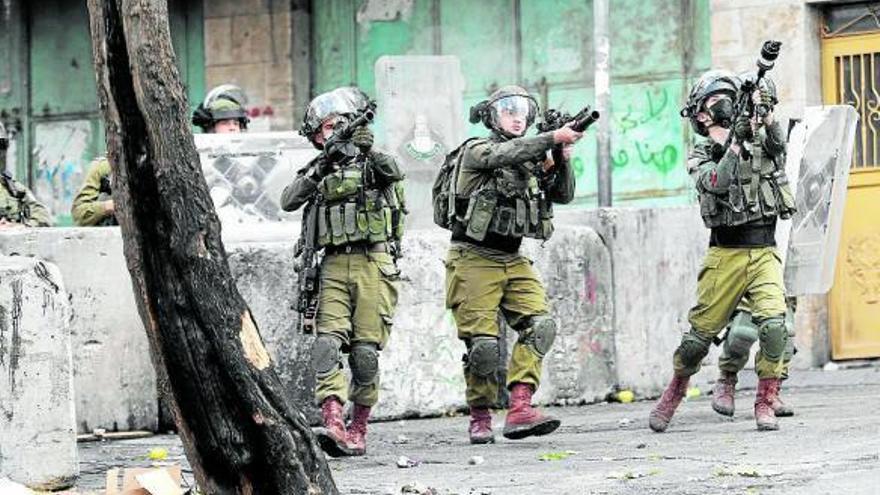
[822,33,880,359]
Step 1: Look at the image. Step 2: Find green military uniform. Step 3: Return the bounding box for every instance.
[445,130,574,407]
[71,158,116,226]
[281,149,405,407]
[1,174,52,227]
[674,119,795,379]
[718,295,796,379]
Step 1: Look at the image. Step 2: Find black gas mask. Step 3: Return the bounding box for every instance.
[706,97,734,128]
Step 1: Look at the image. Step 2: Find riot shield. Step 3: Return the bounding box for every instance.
[782,105,859,295]
[194,132,317,225]
[375,55,465,228]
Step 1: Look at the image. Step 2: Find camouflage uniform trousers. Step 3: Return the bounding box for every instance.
[675,246,788,379]
[314,251,399,407]
[444,246,550,408]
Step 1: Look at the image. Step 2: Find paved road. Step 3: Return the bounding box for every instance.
[74,368,880,494]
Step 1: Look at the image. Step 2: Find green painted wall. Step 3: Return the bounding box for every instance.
[312,0,711,207]
[0,0,205,225]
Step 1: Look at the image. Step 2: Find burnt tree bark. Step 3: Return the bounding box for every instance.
[86,1,338,493]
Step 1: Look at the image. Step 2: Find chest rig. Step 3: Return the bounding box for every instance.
[453,140,555,242]
[698,134,796,229]
[313,156,405,248]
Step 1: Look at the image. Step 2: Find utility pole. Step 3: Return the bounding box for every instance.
[594,0,612,207]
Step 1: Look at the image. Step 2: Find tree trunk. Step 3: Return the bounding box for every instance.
[86,1,338,493]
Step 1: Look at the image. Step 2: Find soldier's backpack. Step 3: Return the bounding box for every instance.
[432,138,478,230]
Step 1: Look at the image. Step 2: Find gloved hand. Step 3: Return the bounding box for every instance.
[352,126,374,151]
[733,113,753,142]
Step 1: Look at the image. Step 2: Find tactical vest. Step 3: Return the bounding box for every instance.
[313,161,405,248]
[451,139,555,242]
[698,140,796,229]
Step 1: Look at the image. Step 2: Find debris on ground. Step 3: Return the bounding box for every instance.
[147,448,169,461]
[397,455,421,468]
[400,482,439,494]
[686,387,702,399]
[105,465,184,494]
[468,455,485,466]
[538,450,578,462]
[617,390,635,403]
[393,434,411,445]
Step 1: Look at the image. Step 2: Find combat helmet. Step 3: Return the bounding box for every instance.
[469,85,538,137]
[680,70,741,136]
[300,86,372,149]
[192,84,250,132]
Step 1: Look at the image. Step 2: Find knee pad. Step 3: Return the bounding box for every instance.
[677,330,712,367]
[726,311,759,358]
[520,314,557,358]
[349,343,380,386]
[467,336,500,378]
[757,316,787,361]
[311,335,342,378]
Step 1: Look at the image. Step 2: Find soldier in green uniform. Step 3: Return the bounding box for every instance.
[649,70,796,432]
[0,121,51,228]
[710,73,796,419]
[281,87,405,457]
[72,84,249,226]
[440,86,583,444]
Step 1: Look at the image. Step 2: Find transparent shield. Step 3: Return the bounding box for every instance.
[375,55,465,228]
[782,105,859,295]
[194,132,318,225]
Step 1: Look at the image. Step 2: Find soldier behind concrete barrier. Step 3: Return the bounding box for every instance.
[0,121,51,229]
[649,69,796,433]
[438,85,583,444]
[280,86,406,457]
[72,84,250,226]
[712,294,797,417]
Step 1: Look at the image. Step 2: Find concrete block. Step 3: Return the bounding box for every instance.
[231,14,274,65]
[0,229,157,433]
[0,256,77,489]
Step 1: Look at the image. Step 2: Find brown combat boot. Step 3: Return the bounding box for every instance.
[468,406,495,444]
[771,386,794,417]
[649,375,689,432]
[755,378,780,431]
[315,397,355,457]
[345,403,371,456]
[502,383,561,440]
[711,371,738,417]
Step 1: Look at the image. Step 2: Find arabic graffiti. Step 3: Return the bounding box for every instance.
[611,86,682,175]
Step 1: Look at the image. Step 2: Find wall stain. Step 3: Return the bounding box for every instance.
[9,278,22,395]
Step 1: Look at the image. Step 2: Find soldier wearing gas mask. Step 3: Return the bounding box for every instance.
[0,121,51,228]
[442,85,583,444]
[710,72,797,420]
[649,70,796,433]
[72,84,249,226]
[281,87,405,457]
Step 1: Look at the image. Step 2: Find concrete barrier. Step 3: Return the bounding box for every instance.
[0,256,77,489]
[0,205,832,430]
[0,229,157,433]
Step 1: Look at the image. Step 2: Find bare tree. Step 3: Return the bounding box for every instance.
[86,1,338,493]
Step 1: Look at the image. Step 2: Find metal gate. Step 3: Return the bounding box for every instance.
[822,27,880,359]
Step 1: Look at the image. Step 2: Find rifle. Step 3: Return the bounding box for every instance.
[536,105,600,134]
[321,100,377,163]
[533,105,600,177]
[725,40,782,160]
[294,198,321,333]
